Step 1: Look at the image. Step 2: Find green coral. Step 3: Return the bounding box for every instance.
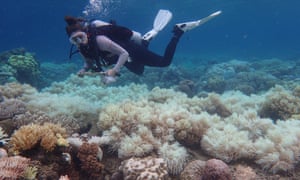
[7,53,41,86]
[8,53,40,76]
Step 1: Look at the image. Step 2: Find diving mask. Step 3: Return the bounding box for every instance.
[69,31,88,45]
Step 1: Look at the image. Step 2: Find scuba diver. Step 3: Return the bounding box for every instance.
[65,9,221,84]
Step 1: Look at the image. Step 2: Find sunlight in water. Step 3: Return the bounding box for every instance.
[82,0,120,18]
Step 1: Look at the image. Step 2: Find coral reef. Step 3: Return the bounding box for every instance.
[120,156,169,180]
[9,123,68,154]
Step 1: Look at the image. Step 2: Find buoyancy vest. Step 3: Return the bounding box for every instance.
[79,24,133,68]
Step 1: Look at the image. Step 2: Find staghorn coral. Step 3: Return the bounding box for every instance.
[77,142,104,179]
[10,123,68,154]
[121,156,169,180]
[0,155,32,179]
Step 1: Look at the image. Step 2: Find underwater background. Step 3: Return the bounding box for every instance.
[1,0,300,179]
[1,0,300,61]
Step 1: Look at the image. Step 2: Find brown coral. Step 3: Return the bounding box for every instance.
[180,160,206,180]
[233,165,256,180]
[10,123,67,154]
[77,142,104,179]
[176,79,196,97]
[0,98,26,120]
[202,159,232,180]
[0,82,36,100]
[0,155,31,179]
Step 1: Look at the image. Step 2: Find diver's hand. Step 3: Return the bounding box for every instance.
[106,69,117,77]
[102,69,119,85]
[77,69,86,77]
[102,75,117,85]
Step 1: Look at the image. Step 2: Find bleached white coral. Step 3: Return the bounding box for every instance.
[121,156,169,180]
[118,125,159,159]
[254,120,300,173]
[158,142,189,175]
[201,123,255,162]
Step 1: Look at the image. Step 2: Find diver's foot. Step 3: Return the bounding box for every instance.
[175,21,200,32]
[175,10,222,32]
[172,25,184,38]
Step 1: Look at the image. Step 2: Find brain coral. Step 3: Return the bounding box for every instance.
[121,156,169,180]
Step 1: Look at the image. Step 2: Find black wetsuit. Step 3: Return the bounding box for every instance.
[80,24,183,75]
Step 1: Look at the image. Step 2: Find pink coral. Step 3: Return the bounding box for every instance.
[180,160,206,180]
[0,156,31,179]
[202,159,232,180]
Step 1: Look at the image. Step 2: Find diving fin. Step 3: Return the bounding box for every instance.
[143,9,173,41]
[175,10,222,32]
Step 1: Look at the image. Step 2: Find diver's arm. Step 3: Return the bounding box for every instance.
[77,56,94,76]
[96,35,129,76]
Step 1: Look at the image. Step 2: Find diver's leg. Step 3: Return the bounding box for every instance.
[131,27,183,67]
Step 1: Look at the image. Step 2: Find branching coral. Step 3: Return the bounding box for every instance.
[77,142,104,179]
[10,123,68,154]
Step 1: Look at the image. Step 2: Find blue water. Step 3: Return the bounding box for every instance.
[1,0,300,62]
